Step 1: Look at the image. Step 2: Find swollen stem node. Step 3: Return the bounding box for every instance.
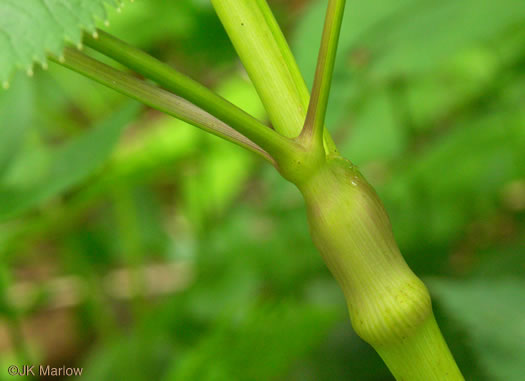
[296,157,464,381]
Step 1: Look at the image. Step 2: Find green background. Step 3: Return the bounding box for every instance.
[0,0,524,380]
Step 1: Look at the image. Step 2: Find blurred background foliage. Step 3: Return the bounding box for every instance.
[0,0,524,380]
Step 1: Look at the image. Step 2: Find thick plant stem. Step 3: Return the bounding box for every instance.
[297,157,464,381]
[376,315,463,380]
[212,0,305,136]
[212,1,464,378]
[211,0,337,154]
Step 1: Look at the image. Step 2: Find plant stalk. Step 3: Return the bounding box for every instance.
[212,1,464,379]
[83,30,295,161]
[298,157,464,380]
[52,48,276,163]
[211,0,338,155]
[300,0,345,149]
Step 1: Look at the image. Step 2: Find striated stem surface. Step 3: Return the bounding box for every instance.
[297,157,464,381]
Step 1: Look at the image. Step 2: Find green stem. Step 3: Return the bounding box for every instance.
[52,48,277,164]
[211,2,464,379]
[83,30,294,161]
[301,0,345,150]
[299,158,464,381]
[211,0,338,155]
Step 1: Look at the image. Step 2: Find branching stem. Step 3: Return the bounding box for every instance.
[300,0,346,151]
[83,30,298,162]
[211,0,338,156]
[211,2,465,380]
[52,48,275,164]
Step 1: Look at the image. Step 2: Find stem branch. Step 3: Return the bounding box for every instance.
[83,30,297,161]
[301,0,345,150]
[211,0,338,155]
[53,48,275,164]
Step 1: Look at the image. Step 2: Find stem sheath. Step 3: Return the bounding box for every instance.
[299,158,464,381]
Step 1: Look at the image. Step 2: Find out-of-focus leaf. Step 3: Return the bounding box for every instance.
[294,0,525,127]
[339,89,406,164]
[472,241,525,278]
[429,278,525,381]
[404,47,499,129]
[379,106,525,268]
[81,324,176,381]
[0,264,11,316]
[46,63,127,120]
[104,0,234,68]
[0,75,33,175]
[0,103,139,220]
[181,76,266,228]
[163,302,337,381]
[297,0,525,80]
[361,0,525,77]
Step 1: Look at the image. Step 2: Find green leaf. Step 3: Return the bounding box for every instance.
[429,278,525,381]
[0,102,139,221]
[0,0,126,84]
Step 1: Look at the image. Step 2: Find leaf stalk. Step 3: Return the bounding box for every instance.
[52,49,275,164]
[300,0,346,153]
[83,30,298,162]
